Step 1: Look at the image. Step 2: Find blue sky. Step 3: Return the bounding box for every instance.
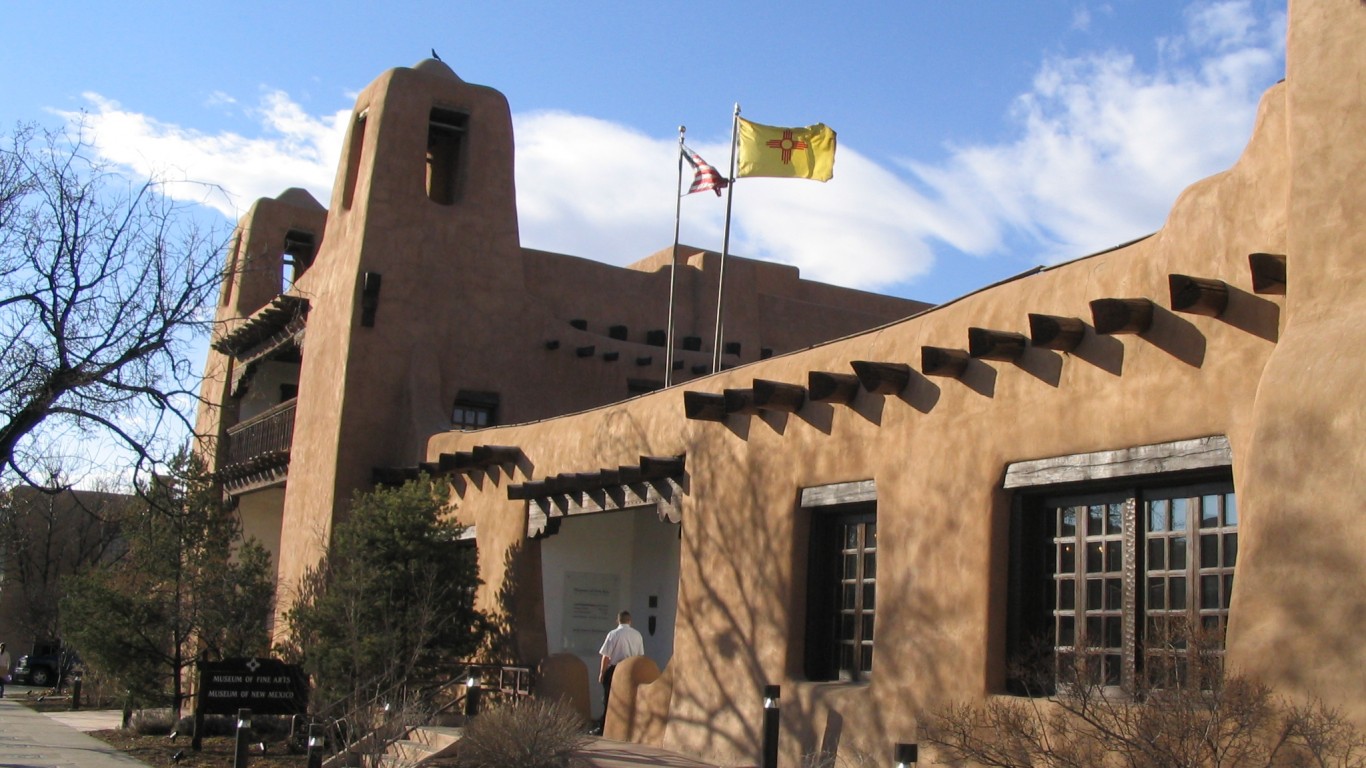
[3,1,1286,304]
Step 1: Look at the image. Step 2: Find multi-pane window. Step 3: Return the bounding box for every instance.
[836,516,877,680]
[451,390,498,430]
[451,404,493,429]
[1012,478,1236,692]
[805,502,876,682]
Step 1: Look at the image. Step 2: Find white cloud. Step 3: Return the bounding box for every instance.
[58,0,1284,294]
[59,92,350,219]
[907,0,1285,264]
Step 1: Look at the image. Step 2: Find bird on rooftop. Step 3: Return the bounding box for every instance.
[431,48,442,61]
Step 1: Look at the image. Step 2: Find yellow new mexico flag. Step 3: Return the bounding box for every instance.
[737,118,837,181]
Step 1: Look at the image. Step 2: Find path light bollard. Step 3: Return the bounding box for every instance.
[762,685,780,768]
[70,674,82,710]
[306,723,324,768]
[894,742,918,768]
[464,671,483,718]
[234,708,252,768]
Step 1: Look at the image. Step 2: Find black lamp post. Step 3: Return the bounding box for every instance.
[762,684,780,768]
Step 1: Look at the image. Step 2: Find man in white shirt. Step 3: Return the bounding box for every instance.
[597,611,645,729]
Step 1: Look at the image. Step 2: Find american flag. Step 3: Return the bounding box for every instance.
[683,145,728,196]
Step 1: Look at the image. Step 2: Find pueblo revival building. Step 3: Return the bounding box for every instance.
[194,60,926,627]
[406,0,1366,764]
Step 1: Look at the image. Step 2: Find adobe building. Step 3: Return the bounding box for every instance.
[0,486,129,667]
[410,0,1366,764]
[194,61,926,625]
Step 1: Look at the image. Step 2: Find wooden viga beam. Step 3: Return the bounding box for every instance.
[684,390,727,422]
[1090,298,1154,335]
[1169,274,1229,317]
[507,481,545,500]
[752,379,806,413]
[472,445,521,467]
[968,328,1028,361]
[640,454,686,479]
[808,371,860,404]
[1028,314,1086,351]
[921,346,970,378]
[851,361,910,395]
[1248,252,1286,295]
[438,452,475,473]
[724,388,758,415]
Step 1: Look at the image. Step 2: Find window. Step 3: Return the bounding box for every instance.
[281,230,316,292]
[1010,478,1236,692]
[342,111,367,210]
[451,389,498,429]
[802,484,877,682]
[426,107,468,205]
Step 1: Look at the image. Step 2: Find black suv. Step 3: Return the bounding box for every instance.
[11,650,79,687]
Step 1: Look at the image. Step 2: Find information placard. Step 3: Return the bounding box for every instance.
[197,657,308,715]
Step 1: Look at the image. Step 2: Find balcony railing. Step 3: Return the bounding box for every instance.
[223,398,297,474]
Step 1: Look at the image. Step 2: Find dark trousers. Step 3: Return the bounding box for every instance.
[601,663,617,725]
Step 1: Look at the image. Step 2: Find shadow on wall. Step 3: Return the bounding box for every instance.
[653,421,954,765]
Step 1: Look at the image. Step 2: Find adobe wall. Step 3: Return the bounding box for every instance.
[424,35,1366,760]
[1227,0,1366,711]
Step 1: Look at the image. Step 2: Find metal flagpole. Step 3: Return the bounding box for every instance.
[666,126,685,387]
[713,103,740,374]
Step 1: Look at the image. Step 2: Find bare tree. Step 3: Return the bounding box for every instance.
[0,473,129,652]
[0,121,224,486]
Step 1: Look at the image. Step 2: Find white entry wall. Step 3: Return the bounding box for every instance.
[540,506,680,718]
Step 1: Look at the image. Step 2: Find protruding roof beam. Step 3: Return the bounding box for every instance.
[808,371,860,404]
[1248,252,1286,295]
[752,379,806,413]
[724,388,758,415]
[1090,298,1154,335]
[921,346,970,378]
[640,454,686,479]
[968,328,1028,361]
[1169,274,1229,317]
[472,445,521,467]
[684,391,727,421]
[851,361,910,395]
[1028,314,1086,351]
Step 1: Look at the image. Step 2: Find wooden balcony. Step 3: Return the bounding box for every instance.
[221,398,296,493]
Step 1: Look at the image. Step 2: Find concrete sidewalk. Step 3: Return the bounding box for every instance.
[578,737,726,768]
[0,698,150,767]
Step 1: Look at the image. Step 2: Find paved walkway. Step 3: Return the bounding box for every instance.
[578,737,726,768]
[0,698,149,767]
[0,696,726,768]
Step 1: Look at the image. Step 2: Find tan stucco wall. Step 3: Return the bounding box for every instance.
[1227,0,1366,712]
[423,28,1366,758]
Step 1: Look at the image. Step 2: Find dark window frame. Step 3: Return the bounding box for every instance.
[426,107,469,205]
[1007,470,1236,695]
[451,389,498,430]
[805,500,877,682]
